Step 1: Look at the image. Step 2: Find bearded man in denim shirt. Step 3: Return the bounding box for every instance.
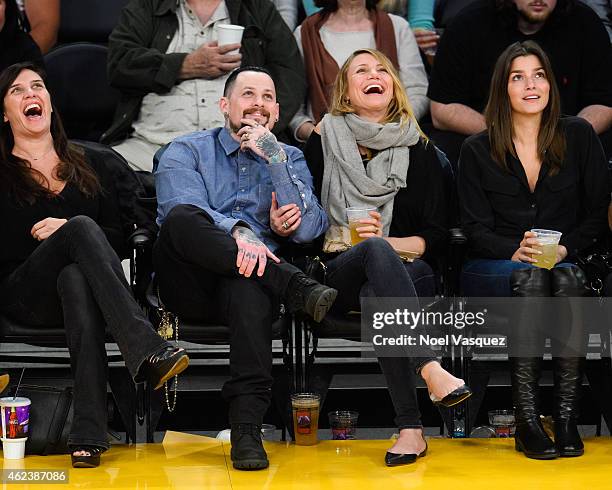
[154,66,336,471]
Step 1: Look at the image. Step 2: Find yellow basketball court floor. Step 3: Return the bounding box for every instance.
[2,431,611,489]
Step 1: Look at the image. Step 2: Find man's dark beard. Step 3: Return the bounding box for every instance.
[517,6,552,25]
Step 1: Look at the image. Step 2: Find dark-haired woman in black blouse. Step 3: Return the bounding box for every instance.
[0,62,189,468]
[458,41,609,460]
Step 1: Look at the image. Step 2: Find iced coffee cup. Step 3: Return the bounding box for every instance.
[0,397,31,459]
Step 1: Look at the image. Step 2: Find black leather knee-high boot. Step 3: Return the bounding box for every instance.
[510,268,559,460]
[551,266,588,457]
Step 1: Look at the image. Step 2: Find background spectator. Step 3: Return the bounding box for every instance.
[16,0,59,53]
[0,0,42,73]
[427,0,612,168]
[581,0,612,42]
[291,0,428,142]
[103,0,305,171]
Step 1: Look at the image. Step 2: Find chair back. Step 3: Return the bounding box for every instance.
[58,0,129,44]
[44,43,119,141]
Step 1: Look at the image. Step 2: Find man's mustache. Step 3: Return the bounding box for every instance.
[243,107,271,118]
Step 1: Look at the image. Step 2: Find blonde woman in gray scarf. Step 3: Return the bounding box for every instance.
[302,48,471,466]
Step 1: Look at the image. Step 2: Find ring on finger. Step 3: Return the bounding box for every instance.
[282,221,289,230]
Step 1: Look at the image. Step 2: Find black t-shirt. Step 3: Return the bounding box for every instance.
[303,132,449,260]
[428,0,612,114]
[458,117,610,260]
[0,149,125,281]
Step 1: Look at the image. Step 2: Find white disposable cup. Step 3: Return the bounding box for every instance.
[217,24,244,54]
[0,397,31,460]
[2,438,26,460]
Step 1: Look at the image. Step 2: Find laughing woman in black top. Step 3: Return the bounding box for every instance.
[458,41,610,460]
[0,62,189,468]
[302,49,471,467]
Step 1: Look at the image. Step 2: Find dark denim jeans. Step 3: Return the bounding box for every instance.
[324,238,438,429]
[462,259,574,297]
[0,216,168,450]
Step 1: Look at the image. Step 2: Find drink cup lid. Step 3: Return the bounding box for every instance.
[0,397,30,407]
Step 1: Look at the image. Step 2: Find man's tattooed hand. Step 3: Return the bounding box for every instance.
[236,118,288,163]
[231,225,280,277]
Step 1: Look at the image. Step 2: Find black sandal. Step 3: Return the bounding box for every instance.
[71,446,106,468]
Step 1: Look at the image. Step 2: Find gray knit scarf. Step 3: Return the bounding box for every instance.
[320,113,420,252]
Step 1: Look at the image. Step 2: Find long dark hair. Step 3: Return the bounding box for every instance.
[484,41,565,174]
[0,61,100,204]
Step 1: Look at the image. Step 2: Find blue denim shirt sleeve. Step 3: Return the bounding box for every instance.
[155,139,244,234]
[267,145,329,243]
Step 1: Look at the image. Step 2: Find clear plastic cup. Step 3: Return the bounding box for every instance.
[328,411,359,440]
[291,393,320,446]
[530,229,562,270]
[488,409,515,438]
[346,207,376,246]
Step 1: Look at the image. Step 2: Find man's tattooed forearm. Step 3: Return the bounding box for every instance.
[255,133,287,163]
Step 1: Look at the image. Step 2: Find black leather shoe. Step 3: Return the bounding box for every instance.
[144,346,189,390]
[430,384,472,408]
[230,424,269,470]
[286,273,337,322]
[385,442,427,467]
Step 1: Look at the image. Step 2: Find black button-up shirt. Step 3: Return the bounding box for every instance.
[458,117,610,260]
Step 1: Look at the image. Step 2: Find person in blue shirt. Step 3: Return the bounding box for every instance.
[154,66,336,471]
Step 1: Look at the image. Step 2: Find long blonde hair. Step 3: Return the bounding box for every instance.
[328,48,426,138]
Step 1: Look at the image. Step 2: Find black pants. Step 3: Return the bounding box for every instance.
[0,216,167,449]
[324,238,438,429]
[153,204,304,425]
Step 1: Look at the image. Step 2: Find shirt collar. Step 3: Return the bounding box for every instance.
[219,127,241,156]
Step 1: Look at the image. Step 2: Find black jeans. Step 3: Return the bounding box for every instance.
[153,204,304,426]
[0,216,167,450]
[324,238,438,429]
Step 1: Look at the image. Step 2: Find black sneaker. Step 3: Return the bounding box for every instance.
[230,424,269,470]
[285,273,337,322]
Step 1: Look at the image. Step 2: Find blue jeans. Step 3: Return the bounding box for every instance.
[324,238,437,428]
[462,259,574,297]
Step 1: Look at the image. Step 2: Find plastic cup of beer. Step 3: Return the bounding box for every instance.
[291,393,320,446]
[216,24,244,54]
[346,207,376,246]
[530,229,562,269]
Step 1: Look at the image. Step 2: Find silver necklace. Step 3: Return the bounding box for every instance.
[14,146,55,161]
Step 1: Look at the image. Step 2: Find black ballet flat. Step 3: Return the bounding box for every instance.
[385,442,428,467]
[429,384,472,408]
[71,446,106,468]
[144,346,189,390]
